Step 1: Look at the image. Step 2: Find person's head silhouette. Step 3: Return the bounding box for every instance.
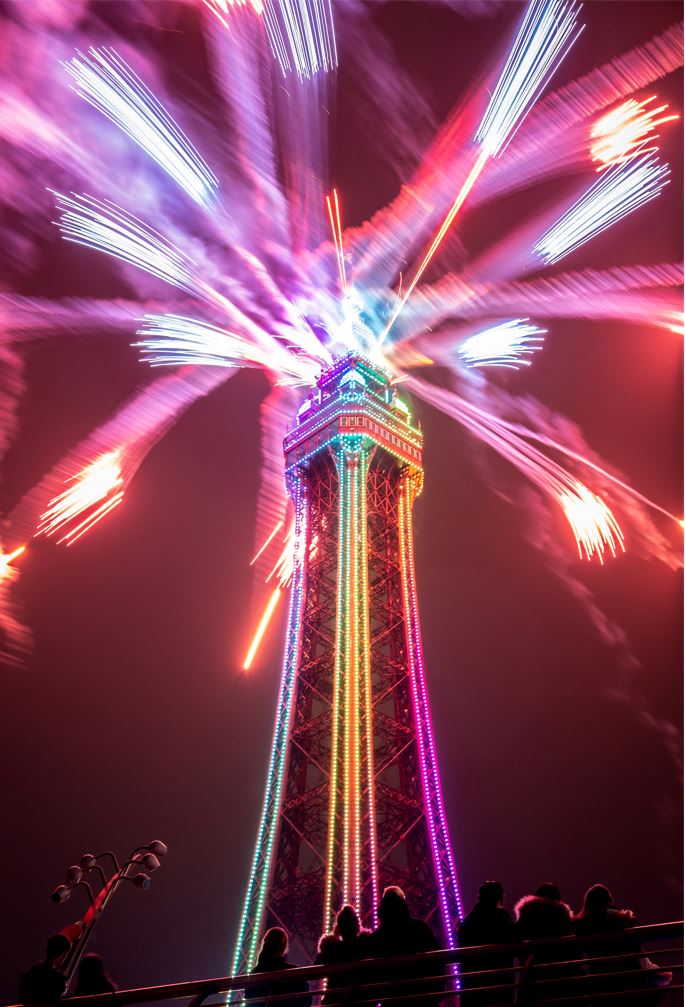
[536,883,561,902]
[582,884,613,914]
[260,927,288,960]
[335,905,361,941]
[378,886,410,927]
[478,881,505,908]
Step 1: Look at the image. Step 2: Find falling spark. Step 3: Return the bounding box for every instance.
[475,0,584,157]
[266,528,295,587]
[263,0,337,79]
[243,587,282,670]
[379,149,490,344]
[53,192,203,296]
[326,189,348,297]
[203,0,264,29]
[590,96,679,171]
[559,481,625,563]
[459,319,546,369]
[65,48,219,207]
[535,152,670,264]
[206,0,337,79]
[407,375,628,565]
[380,0,583,343]
[251,520,285,566]
[36,451,125,546]
[0,545,26,581]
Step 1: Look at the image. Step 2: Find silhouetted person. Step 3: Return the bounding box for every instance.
[458,881,519,1006]
[18,934,71,1004]
[74,955,117,997]
[246,928,311,1007]
[515,884,579,1003]
[315,906,371,1007]
[366,886,442,1007]
[573,884,672,1005]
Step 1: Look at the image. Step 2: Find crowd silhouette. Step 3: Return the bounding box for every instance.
[243,882,672,1007]
[17,881,673,1006]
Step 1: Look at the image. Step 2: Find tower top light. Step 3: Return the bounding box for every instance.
[284,353,423,492]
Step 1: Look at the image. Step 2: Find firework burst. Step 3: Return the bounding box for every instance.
[0,0,681,667]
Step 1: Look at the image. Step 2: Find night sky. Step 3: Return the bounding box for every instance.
[1,1,682,1002]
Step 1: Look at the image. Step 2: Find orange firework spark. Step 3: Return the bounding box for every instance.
[243,588,282,670]
[202,0,263,30]
[250,520,285,566]
[0,544,26,581]
[559,482,625,564]
[590,96,678,170]
[380,147,489,343]
[326,188,347,297]
[36,450,125,546]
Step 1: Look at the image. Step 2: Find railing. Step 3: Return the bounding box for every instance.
[11,922,682,1007]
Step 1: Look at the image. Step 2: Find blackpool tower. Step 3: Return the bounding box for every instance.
[233,353,462,971]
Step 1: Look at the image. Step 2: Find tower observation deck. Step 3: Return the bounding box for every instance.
[233,353,462,971]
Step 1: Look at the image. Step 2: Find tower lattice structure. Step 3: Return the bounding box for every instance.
[233,354,462,972]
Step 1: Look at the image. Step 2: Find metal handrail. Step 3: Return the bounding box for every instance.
[9,921,682,1007]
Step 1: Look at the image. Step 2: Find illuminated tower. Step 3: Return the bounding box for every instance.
[233,353,461,971]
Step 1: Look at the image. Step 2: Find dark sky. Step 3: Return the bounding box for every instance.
[1,1,682,1002]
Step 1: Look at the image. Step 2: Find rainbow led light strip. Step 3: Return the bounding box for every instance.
[231,476,308,976]
[398,479,463,944]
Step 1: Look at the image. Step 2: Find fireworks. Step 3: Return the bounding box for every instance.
[0,0,680,673]
[326,189,347,297]
[53,192,201,295]
[205,0,337,79]
[407,374,627,565]
[243,588,282,670]
[36,451,125,546]
[459,319,546,369]
[0,545,26,582]
[136,314,321,386]
[559,481,625,563]
[204,0,264,27]
[1,0,680,970]
[535,152,670,264]
[65,48,219,207]
[381,0,584,342]
[590,96,678,170]
[261,0,337,79]
[475,0,583,157]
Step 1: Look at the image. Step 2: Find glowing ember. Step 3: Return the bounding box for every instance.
[559,482,625,563]
[0,545,26,582]
[590,96,679,171]
[243,588,282,670]
[37,451,125,546]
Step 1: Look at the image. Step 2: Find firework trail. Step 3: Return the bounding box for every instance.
[6,369,230,548]
[379,0,584,342]
[345,20,682,293]
[64,48,219,207]
[395,263,683,344]
[458,319,546,369]
[535,152,670,264]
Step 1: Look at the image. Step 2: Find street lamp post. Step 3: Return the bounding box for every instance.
[50,840,168,990]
